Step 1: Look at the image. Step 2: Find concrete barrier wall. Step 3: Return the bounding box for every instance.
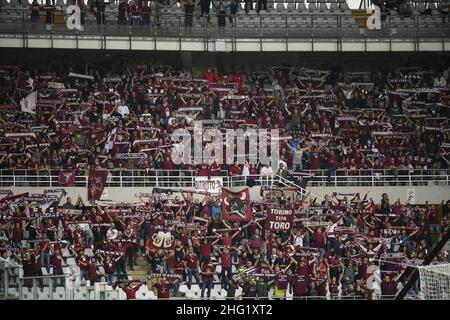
[5,185,449,205]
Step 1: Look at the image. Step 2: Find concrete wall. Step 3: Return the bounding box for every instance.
[1,36,449,52]
[6,185,449,205]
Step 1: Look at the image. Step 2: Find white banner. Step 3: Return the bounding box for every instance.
[20,91,37,114]
[407,188,416,204]
[193,177,223,194]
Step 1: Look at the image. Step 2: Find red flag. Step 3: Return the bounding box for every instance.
[0,192,29,203]
[58,170,75,187]
[88,170,108,201]
[221,187,252,221]
[16,72,34,92]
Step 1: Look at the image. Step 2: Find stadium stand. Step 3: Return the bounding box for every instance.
[0,0,448,39]
[0,54,449,300]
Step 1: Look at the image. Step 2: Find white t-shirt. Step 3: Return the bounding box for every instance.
[117,105,130,117]
[294,235,304,247]
[106,228,118,241]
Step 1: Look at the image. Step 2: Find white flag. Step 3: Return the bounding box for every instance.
[20,91,37,114]
[105,128,117,151]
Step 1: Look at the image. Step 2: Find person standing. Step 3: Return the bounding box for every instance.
[244,0,253,14]
[30,0,40,28]
[229,0,238,24]
[44,0,55,31]
[91,0,109,28]
[256,0,267,13]
[183,0,195,35]
[183,246,201,290]
[118,0,129,29]
[199,0,211,23]
[200,257,215,298]
[216,247,232,289]
[217,3,226,36]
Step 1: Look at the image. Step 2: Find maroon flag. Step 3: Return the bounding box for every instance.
[88,170,108,201]
[221,187,252,221]
[16,72,34,92]
[265,207,294,231]
[58,170,75,187]
[0,192,29,203]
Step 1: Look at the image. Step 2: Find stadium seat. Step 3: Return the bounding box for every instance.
[286,1,296,11]
[21,287,33,300]
[179,284,188,294]
[37,287,50,300]
[317,0,328,11]
[73,288,88,300]
[329,0,338,11]
[277,2,287,12]
[306,0,318,11]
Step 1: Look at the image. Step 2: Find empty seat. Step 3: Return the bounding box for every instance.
[53,287,66,300]
[329,0,338,11]
[286,2,296,11]
[317,0,328,11]
[338,0,349,10]
[307,0,318,11]
[277,2,287,11]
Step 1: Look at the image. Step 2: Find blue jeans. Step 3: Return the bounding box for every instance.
[173,280,180,296]
[80,269,89,281]
[41,252,51,271]
[292,163,302,171]
[211,207,221,220]
[116,260,128,280]
[201,281,212,298]
[429,224,439,233]
[106,274,114,286]
[53,268,64,287]
[13,241,23,255]
[186,268,201,289]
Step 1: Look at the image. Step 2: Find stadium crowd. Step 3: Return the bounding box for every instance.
[0,56,449,299]
[22,0,450,30]
[0,188,449,299]
[0,59,449,181]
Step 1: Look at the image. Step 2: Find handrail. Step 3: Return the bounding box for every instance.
[0,168,448,176]
[0,7,448,42]
[0,170,448,188]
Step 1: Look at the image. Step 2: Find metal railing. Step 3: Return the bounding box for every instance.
[0,169,276,188]
[0,169,448,188]
[0,268,409,300]
[0,8,448,46]
[293,169,450,187]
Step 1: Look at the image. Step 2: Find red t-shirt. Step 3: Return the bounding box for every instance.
[184,253,199,269]
[122,283,143,300]
[314,231,326,248]
[201,263,215,283]
[51,255,63,270]
[88,263,98,276]
[200,243,211,258]
[221,236,232,247]
[381,280,397,296]
[220,253,232,268]
[155,282,172,299]
[104,261,114,274]
[291,275,309,296]
[275,273,289,290]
